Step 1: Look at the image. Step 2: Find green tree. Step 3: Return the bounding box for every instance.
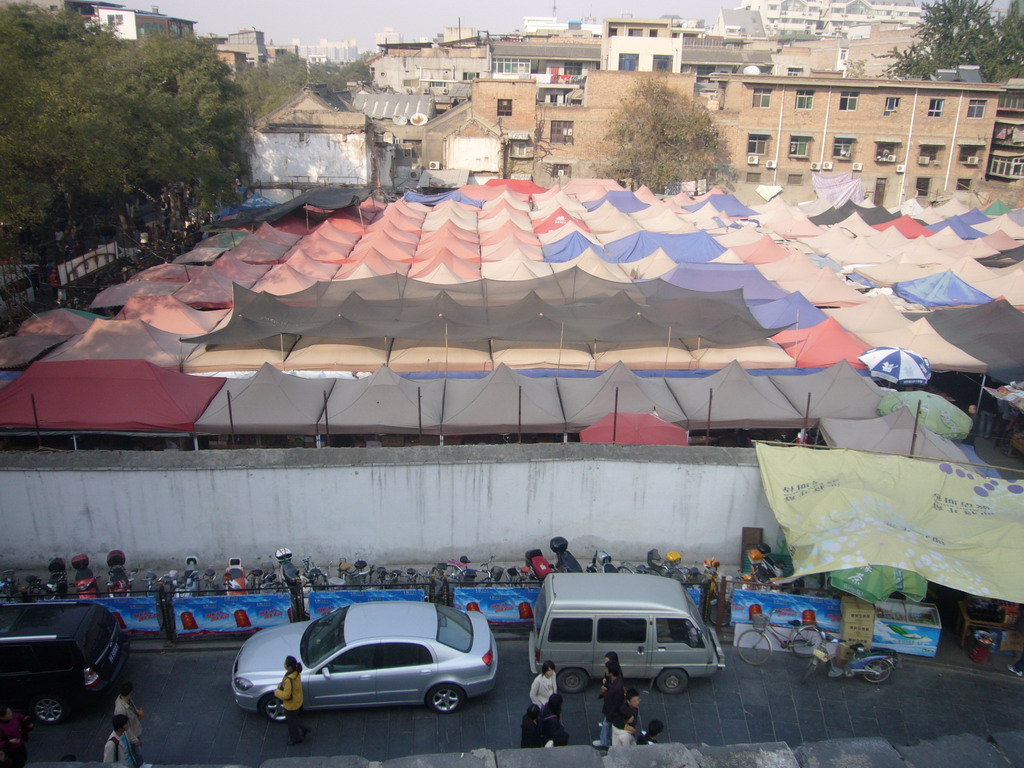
[883,0,1012,80]
[236,53,313,124]
[602,77,725,193]
[332,52,373,84]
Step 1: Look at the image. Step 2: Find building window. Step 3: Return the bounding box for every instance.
[988,155,1024,178]
[496,99,512,117]
[618,53,639,71]
[789,135,811,158]
[753,88,772,108]
[428,81,445,88]
[833,137,855,159]
[746,172,762,183]
[493,57,530,74]
[967,99,986,118]
[839,91,859,111]
[927,98,944,117]
[462,71,479,80]
[958,146,981,162]
[787,173,804,185]
[550,120,574,144]
[563,61,583,76]
[999,91,1024,110]
[608,27,619,36]
[748,133,770,154]
[107,13,124,25]
[509,139,531,158]
[787,67,804,76]
[956,178,973,191]
[552,164,571,178]
[795,90,814,109]
[915,177,932,197]
[919,144,940,162]
[653,55,673,71]
[649,29,659,36]
[884,96,900,116]
[875,142,899,161]
[400,141,420,159]
[628,28,643,36]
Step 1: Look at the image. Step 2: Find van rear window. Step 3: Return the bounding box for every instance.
[82,610,115,663]
[548,618,592,643]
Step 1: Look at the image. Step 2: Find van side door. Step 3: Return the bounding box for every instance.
[595,617,650,679]
[653,617,712,673]
[543,617,594,673]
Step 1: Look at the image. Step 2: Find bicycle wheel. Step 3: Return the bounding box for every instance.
[789,625,819,658]
[863,659,892,684]
[800,656,820,684]
[737,629,773,665]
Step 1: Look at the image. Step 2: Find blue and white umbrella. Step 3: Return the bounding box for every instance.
[858,346,932,386]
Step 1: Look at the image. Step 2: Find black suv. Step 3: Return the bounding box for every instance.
[0,601,130,724]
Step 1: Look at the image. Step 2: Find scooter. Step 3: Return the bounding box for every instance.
[275,548,303,598]
[550,537,583,573]
[663,551,700,582]
[801,627,900,685]
[71,554,99,598]
[525,548,555,579]
[0,570,19,602]
[224,557,247,595]
[106,550,135,596]
[45,557,68,598]
[178,556,201,597]
[588,550,619,573]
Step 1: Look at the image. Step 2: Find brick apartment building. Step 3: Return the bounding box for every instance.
[710,73,1002,205]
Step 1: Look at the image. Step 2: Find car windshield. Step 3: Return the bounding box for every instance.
[301,606,348,668]
[435,604,473,652]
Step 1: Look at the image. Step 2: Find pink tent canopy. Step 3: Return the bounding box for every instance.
[174,268,241,309]
[116,295,229,335]
[773,317,871,368]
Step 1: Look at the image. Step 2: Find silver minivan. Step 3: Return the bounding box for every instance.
[528,573,725,694]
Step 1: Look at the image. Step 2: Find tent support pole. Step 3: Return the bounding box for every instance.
[417,387,423,438]
[518,386,523,443]
[556,322,564,372]
[30,394,41,449]
[976,374,987,410]
[705,389,713,446]
[910,401,922,456]
[227,391,236,447]
[663,326,672,371]
[802,392,812,443]
[612,386,620,444]
[192,434,199,451]
[323,390,330,444]
[71,434,78,451]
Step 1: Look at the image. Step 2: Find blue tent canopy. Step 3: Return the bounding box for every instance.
[925,216,985,239]
[893,271,994,308]
[604,231,726,263]
[957,208,990,226]
[581,191,650,213]
[541,231,606,262]
[683,194,757,217]
[402,190,484,208]
[662,263,789,302]
[749,291,828,330]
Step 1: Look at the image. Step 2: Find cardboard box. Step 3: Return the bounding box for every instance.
[1001,629,1024,654]
[841,597,875,646]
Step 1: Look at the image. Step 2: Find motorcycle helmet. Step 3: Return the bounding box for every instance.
[106,550,126,568]
[704,557,721,570]
[275,547,293,563]
[748,548,764,563]
[665,551,682,564]
[550,536,569,554]
[71,554,90,570]
[756,543,773,556]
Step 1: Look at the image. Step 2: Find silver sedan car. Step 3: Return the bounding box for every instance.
[232,601,497,719]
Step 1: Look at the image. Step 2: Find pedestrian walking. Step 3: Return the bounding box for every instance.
[0,707,31,768]
[275,656,310,746]
[540,694,569,747]
[529,660,557,707]
[520,704,545,748]
[113,682,144,764]
[637,719,664,745]
[102,715,138,768]
[592,661,624,749]
[610,689,641,746]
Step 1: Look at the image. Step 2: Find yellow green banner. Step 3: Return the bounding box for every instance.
[755,443,1024,602]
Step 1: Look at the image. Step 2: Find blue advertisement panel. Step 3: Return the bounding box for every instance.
[308,589,426,618]
[453,587,541,625]
[101,595,161,635]
[872,620,940,657]
[730,589,842,632]
[173,594,292,636]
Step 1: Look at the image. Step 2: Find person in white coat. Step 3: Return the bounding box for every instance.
[529,660,557,708]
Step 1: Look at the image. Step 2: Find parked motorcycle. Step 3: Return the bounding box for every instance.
[525,548,555,580]
[801,626,900,684]
[106,550,136,596]
[178,556,202,597]
[588,550,619,573]
[275,548,303,598]
[224,557,247,595]
[550,537,583,573]
[46,557,68,599]
[337,556,372,585]
[71,554,98,598]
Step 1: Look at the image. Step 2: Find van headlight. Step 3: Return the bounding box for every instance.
[234,676,254,691]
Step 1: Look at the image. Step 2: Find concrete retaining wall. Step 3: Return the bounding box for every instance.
[0,445,775,569]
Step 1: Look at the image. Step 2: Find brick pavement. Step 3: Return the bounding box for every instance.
[24,641,1024,766]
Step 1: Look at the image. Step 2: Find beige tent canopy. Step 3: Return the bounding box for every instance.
[322,366,444,434]
[441,364,565,435]
[819,407,971,463]
[666,361,804,429]
[768,359,884,423]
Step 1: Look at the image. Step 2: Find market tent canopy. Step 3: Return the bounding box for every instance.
[755,443,1024,602]
[768,359,883,423]
[0,359,224,432]
[0,335,70,370]
[819,407,971,463]
[557,362,686,430]
[16,309,103,337]
[892,271,994,308]
[925,299,1024,382]
[666,361,805,429]
[440,364,565,434]
[195,363,335,435]
[322,365,445,434]
[43,319,201,369]
[580,412,689,445]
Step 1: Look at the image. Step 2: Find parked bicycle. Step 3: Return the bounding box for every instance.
[801,626,899,684]
[736,610,819,665]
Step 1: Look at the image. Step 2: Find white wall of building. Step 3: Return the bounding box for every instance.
[249,133,369,185]
[0,447,776,569]
[445,136,501,172]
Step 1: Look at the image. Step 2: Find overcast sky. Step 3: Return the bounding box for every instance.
[159,1,732,49]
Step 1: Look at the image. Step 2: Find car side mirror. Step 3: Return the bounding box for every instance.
[321,667,332,680]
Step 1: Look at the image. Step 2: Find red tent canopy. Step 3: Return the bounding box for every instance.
[0,360,225,432]
[580,412,689,445]
[773,317,871,368]
[483,178,547,195]
[870,215,934,239]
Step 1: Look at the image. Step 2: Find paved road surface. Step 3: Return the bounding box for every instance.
[26,641,1024,765]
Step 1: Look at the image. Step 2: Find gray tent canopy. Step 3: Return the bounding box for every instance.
[667,361,805,430]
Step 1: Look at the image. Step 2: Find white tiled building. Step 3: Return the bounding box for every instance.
[738,0,921,37]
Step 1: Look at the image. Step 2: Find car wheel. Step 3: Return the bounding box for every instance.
[30,693,69,725]
[426,683,466,714]
[555,667,589,694]
[655,668,689,694]
[258,692,286,722]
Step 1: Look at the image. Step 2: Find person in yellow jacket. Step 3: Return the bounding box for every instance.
[275,656,310,745]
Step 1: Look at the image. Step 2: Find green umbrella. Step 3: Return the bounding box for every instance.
[877,391,972,440]
[830,564,927,604]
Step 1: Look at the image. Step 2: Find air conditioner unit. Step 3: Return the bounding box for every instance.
[428,161,442,170]
[886,154,897,162]
[765,160,777,169]
[851,162,863,171]
[917,156,932,166]
[895,164,906,174]
[747,155,760,165]
[966,156,980,166]
[809,162,821,171]
[822,161,834,170]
